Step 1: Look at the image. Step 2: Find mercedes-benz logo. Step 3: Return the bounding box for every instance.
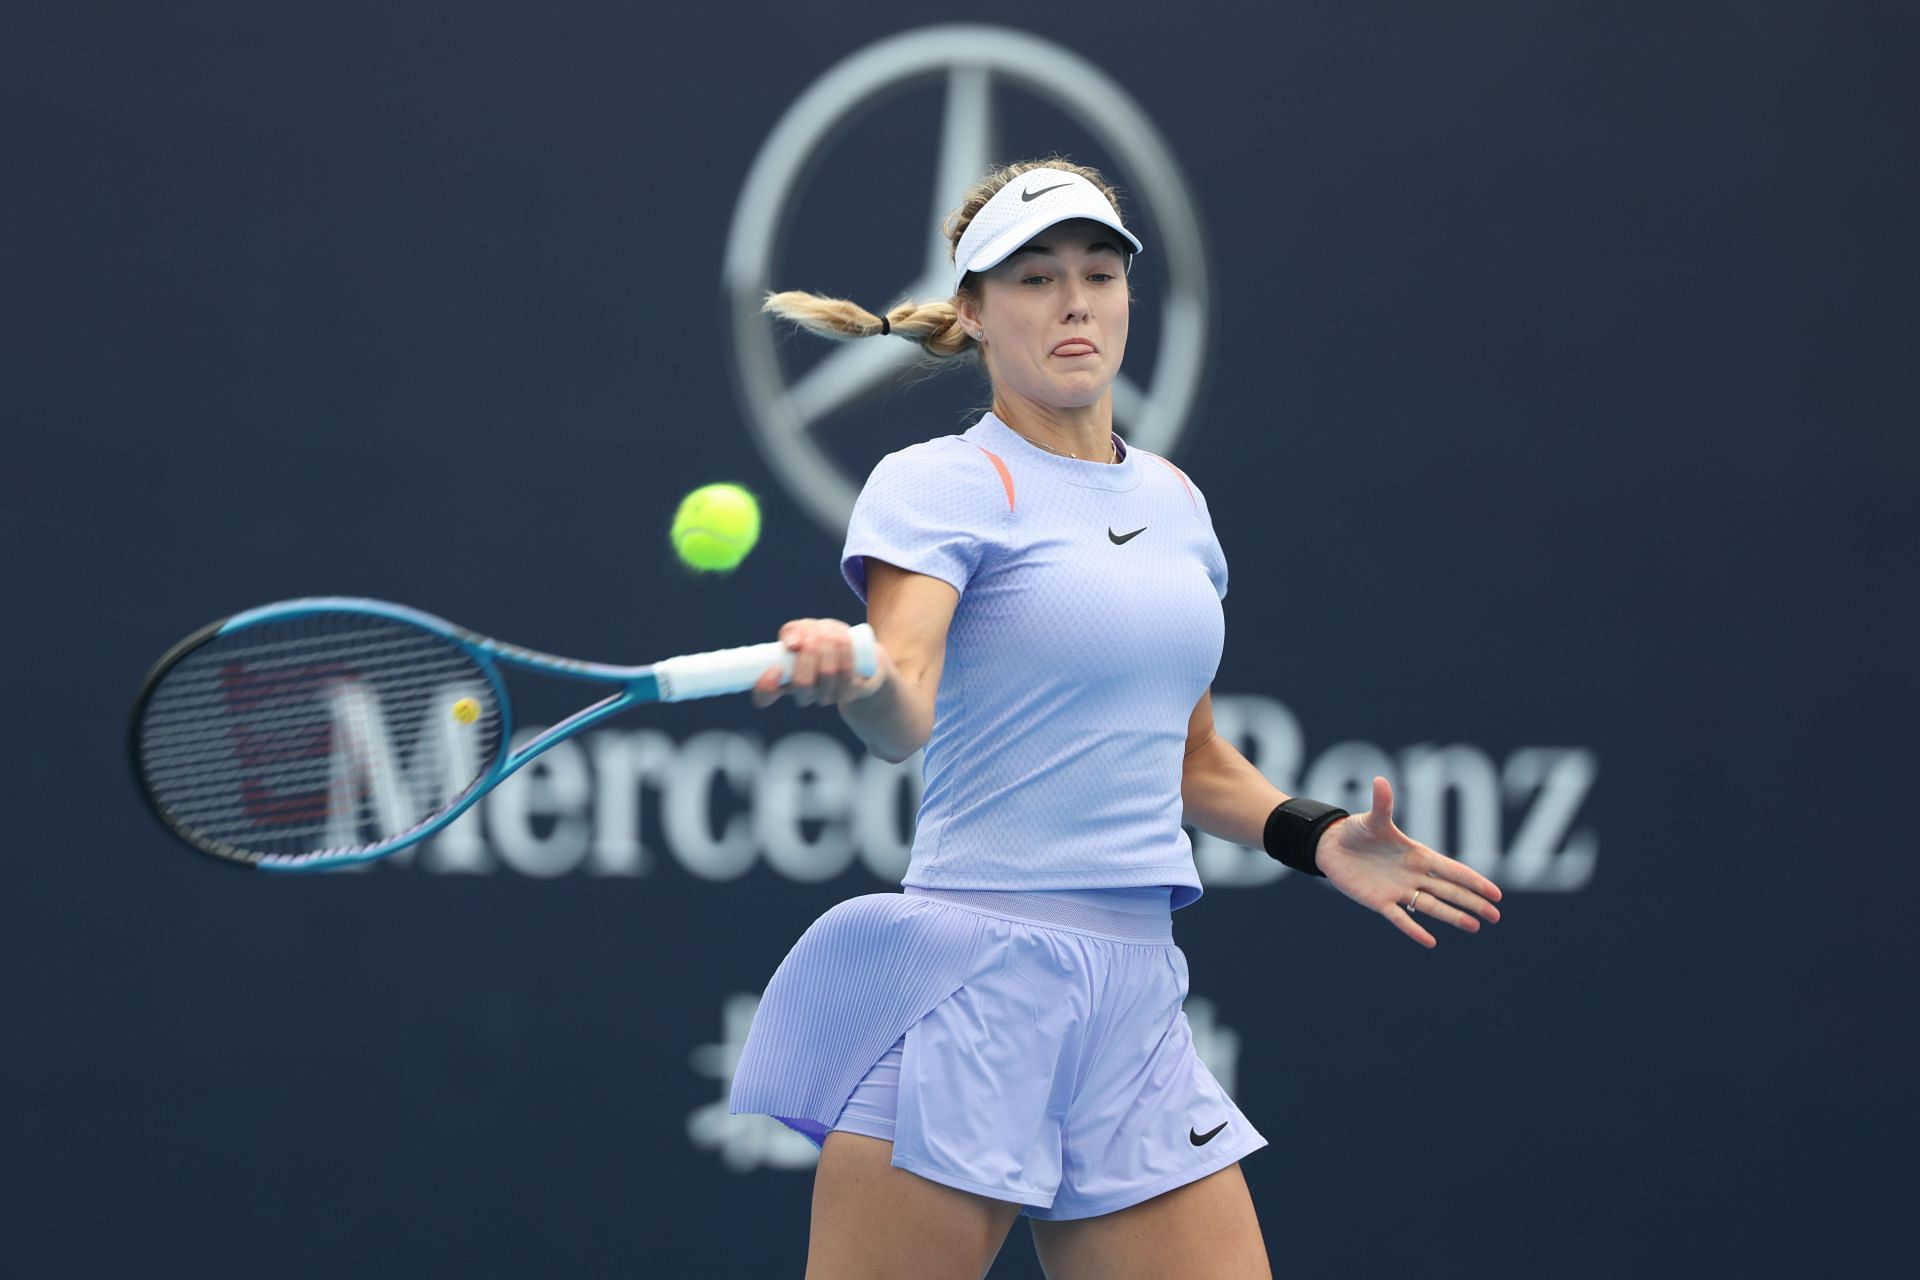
[723,24,1213,534]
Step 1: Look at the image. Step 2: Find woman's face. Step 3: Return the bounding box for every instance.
[959,219,1130,413]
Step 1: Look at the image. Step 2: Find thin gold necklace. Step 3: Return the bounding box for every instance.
[1009,426,1119,465]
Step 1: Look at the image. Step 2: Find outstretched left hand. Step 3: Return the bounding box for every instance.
[1315,776,1504,949]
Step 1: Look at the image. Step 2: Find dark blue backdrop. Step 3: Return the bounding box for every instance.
[6,3,1913,1276]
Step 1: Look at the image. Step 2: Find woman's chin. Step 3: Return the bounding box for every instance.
[1038,373,1112,409]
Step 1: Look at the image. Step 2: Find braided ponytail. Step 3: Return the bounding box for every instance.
[760,293,974,358]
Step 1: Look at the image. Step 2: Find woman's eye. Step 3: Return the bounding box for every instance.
[1089,273,1115,284]
[1022,275,1050,286]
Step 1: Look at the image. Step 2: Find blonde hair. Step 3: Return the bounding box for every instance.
[762,157,1127,360]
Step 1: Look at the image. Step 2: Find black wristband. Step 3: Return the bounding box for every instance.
[1262,797,1349,877]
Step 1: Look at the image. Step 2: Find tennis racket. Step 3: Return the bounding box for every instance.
[129,597,875,872]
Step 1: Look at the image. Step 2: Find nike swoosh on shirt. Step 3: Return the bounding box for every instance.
[1109,527,1146,544]
[1190,1122,1229,1146]
[1021,183,1072,201]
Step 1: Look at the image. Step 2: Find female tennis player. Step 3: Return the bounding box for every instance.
[732,159,1504,1279]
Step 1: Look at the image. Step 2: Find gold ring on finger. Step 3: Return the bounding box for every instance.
[1406,889,1423,914]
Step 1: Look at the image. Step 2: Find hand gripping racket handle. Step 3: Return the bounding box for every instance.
[652,623,877,703]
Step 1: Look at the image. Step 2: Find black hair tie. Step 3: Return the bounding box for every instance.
[878,315,890,336]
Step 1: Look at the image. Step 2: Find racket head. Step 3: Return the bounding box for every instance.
[130,599,511,872]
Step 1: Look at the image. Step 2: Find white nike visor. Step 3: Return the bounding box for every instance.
[950,168,1144,296]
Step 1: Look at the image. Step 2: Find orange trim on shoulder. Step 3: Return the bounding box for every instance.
[1148,454,1197,508]
[976,446,1016,512]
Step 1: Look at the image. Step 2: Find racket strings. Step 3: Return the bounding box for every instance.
[137,613,503,861]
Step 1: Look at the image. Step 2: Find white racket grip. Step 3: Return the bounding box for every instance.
[653,623,877,703]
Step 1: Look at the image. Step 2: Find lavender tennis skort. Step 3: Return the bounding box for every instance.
[728,888,1266,1220]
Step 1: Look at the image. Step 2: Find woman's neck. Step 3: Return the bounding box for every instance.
[992,390,1116,462]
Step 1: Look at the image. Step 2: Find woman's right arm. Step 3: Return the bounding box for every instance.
[750,558,958,764]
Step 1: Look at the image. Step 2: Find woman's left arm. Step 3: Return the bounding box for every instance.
[1181,689,1504,948]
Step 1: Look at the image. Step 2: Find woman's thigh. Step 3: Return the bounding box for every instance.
[808,1132,1025,1280]
[1028,1162,1271,1280]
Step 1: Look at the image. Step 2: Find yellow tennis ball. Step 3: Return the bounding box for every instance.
[671,483,761,573]
[451,696,480,724]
